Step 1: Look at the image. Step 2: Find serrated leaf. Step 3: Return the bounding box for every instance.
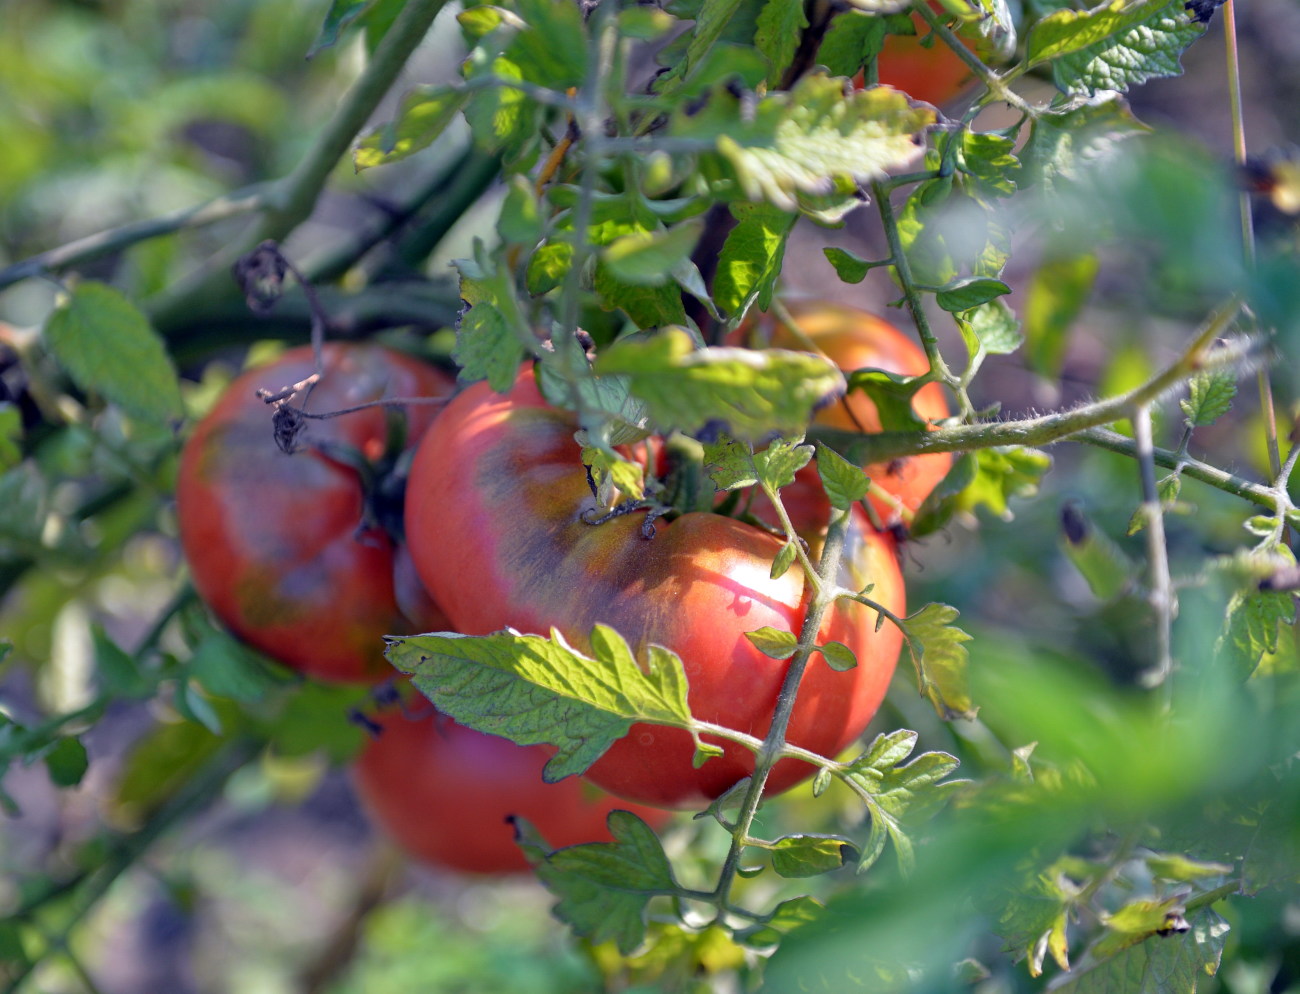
[44,283,182,423]
[1180,370,1236,427]
[754,437,815,490]
[1020,98,1150,196]
[603,219,704,287]
[960,131,1020,197]
[1216,585,1296,680]
[936,277,1012,313]
[897,180,1013,287]
[1024,254,1099,379]
[519,809,677,955]
[902,602,974,720]
[1127,474,1184,535]
[580,445,647,504]
[594,327,844,443]
[842,732,961,873]
[817,441,871,509]
[669,76,933,216]
[655,0,750,96]
[846,369,927,431]
[1052,908,1228,992]
[819,641,857,672]
[823,247,883,285]
[507,0,589,90]
[755,0,809,86]
[1027,0,1206,97]
[746,626,799,660]
[453,243,529,391]
[815,9,887,77]
[736,895,826,947]
[43,736,89,788]
[386,626,694,781]
[952,446,1052,521]
[769,835,854,877]
[714,203,796,317]
[959,299,1023,359]
[355,85,469,170]
[593,264,690,329]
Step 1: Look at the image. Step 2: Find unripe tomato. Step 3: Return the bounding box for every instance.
[856,8,974,107]
[737,300,952,520]
[404,367,906,810]
[353,706,672,874]
[177,344,454,683]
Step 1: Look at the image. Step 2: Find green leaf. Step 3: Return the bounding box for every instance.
[935,277,1012,313]
[1020,98,1150,196]
[594,327,844,443]
[817,444,870,510]
[959,131,1020,197]
[603,219,705,287]
[1027,0,1206,96]
[714,203,796,317]
[771,540,797,579]
[755,0,809,86]
[453,242,530,391]
[823,247,884,285]
[507,0,588,90]
[497,175,543,245]
[519,809,677,955]
[189,631,281,702]
[1143,852,1233,883]
[308,0,373,56]
[669,76,935,216]
[755,438,815,490]
[463,57,539,162]
[1180,370,1236,427]
[997,866,1074,977]
[769,835,854,877]
[958,299,1023,356]
[1060,501,1138,602]
[386,626,694,781]
[1127,474,1186,536]
[1053,908,1228,993]
[845,370,926,431]
[819,641,857,672]
[354,85,468,170]
[815,9,887,77]
[1023,254,1099,379]
[114,719,225,820]
[526,241,575,296]
[0,404,20,473]
[43,736,89,788]
[901,603,975,720]
[264,682,369,763]
[841,731,961,873]
[746,626,799,660]
[951,446,1052,521]
[655,0,750,96]
[1217,585,1296,680]
[592,264,690,329]
[43,282,183,423]
[92,626,153,699]
[897,180,1012,287]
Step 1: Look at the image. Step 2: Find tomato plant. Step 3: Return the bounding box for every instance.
[354,701,671,874]
[737,300,952,519]
[176,343,454,683]
[403,367,906,810]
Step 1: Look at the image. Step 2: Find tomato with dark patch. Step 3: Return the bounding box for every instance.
[353,705,672,874]
[738,300,952,520]
[403,367,906,810]
[177,344,454,683]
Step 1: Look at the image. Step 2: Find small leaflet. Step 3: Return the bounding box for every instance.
[768,835,856,878]
[901,603,975,720]
[517,810,678,954]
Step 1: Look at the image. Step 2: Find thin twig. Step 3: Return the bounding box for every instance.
[1133,405,1176,698]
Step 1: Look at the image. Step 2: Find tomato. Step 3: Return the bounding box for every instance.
[177,344,454,683]
[855,8,974,107]
[404,367,906,810]
[353,704,672,874]
[738,300,952,520]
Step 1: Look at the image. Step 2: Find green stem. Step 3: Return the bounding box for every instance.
[0,184,271,293]
[1133,405,1175,698]
[711,501,851,908]
[911,1,1033,115]
[814,298,1244,466]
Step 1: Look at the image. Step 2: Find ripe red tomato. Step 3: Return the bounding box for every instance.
[738,300,952,519]
[353,705,671,874]
[404,367,906,810]
[856,8,974,107]
[177,344,454,683]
